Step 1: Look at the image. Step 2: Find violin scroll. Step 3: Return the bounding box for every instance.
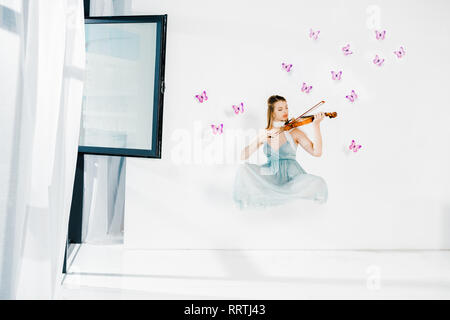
[327,112,337,119]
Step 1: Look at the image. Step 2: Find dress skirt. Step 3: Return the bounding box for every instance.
[232,133,328,210]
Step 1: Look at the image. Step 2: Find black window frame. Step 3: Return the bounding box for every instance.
[80,14,167,159]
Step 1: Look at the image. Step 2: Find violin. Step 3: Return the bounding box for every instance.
[269,101,337,138]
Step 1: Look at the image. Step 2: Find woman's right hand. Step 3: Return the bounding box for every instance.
[257,128,278,144]
[243,129,278,160]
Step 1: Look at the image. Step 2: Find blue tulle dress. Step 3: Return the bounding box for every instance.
[232,129,328,209]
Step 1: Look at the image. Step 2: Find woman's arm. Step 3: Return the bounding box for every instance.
[240,129,276,160]
[240,139,262,161]
[291,112,325,157]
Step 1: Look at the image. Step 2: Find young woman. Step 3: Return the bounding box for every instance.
[232,95,328,209]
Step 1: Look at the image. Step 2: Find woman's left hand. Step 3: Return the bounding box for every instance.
[312,112,325,125]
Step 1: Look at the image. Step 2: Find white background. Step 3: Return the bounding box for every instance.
[123,0,450,249]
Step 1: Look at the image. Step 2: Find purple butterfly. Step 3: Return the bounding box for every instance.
[373,54,384,66]
[301,82,313,93]
[394,46,406,58]
[232,102,244,114]
[349,139,362,152]
[331,70,342,80]
[211,123,223,134]
[375,30,386,40]
[195,90,208,103]
[282,63,293,72]
[346,90,358,102]
[342,44,353,56]
[309,28,320,40]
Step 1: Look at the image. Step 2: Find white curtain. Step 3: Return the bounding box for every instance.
[90,0,132,16]
[0,0,85,299]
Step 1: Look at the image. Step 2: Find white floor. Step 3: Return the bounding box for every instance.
[58,244,450,299]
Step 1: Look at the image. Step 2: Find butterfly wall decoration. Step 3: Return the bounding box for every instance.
[282,63,293,72]
[195,90,208,103]
[346,90,358,102]
[211,123,223,134]
[301,82,313,93]
[309,28,320,40]
[232,102,244,114]
[394,46,406,58]
[349,139,362,152]
[375,30,386,40]
[342,44,353,56]
[331,70,342,80]
[373,54,385,66]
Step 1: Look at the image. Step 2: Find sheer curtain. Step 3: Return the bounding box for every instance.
[0,0,85,299]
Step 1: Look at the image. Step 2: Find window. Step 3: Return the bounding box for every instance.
[79,15,167,158]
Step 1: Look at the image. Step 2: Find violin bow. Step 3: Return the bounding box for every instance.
[293,100,325,121]
[269,100,325,138]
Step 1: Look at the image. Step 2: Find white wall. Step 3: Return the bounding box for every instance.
[123,0,450,249]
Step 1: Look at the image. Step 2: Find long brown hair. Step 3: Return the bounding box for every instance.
[266,95,286,129]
